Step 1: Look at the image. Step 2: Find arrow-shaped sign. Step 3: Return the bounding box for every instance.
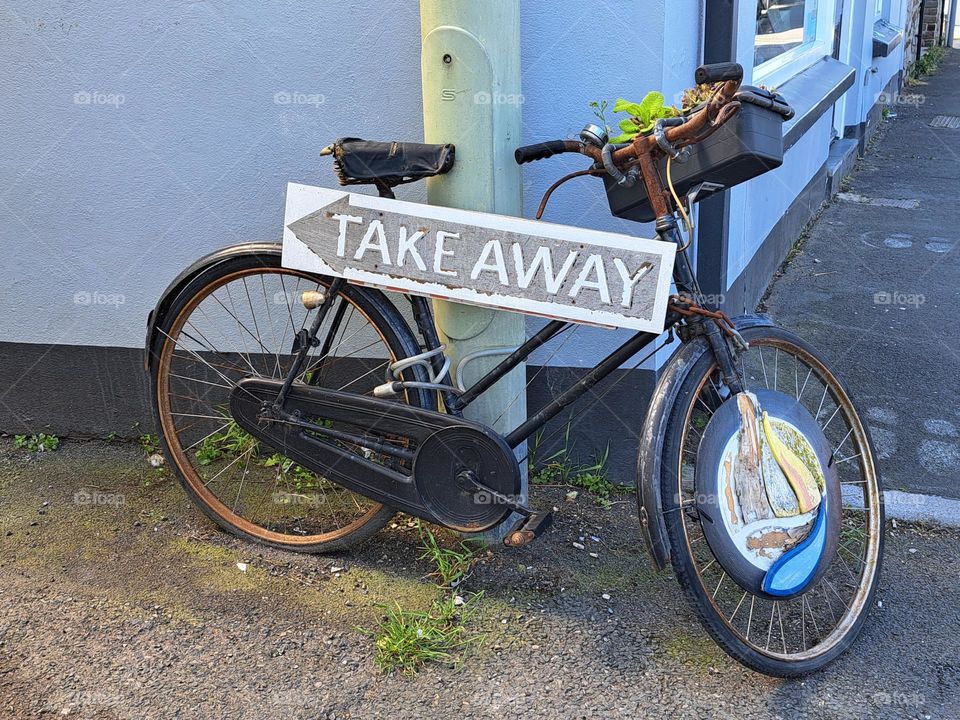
[282,183,676,333]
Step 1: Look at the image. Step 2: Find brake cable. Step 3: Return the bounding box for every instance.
[668,294,749,351]
[535,167,603,220]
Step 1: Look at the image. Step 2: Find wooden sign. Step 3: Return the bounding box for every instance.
[282,184,676,333]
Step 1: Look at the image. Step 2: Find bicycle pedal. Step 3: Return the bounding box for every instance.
[503,511,554,548]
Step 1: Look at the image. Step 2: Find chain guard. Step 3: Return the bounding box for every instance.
[229,377,519,532]
[413,426,520,532]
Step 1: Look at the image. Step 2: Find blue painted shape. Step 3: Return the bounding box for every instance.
[762,494,829,597]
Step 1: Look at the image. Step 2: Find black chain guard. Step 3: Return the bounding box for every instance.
[413,426,520,531]
[230,377,519,532]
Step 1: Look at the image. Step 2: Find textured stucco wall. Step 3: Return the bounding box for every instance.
[0,1,698,371]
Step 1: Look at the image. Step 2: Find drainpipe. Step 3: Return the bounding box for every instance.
[419,0,527,543]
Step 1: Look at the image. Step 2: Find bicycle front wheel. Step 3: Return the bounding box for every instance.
[150,245,430,553]
[660,323,884,676]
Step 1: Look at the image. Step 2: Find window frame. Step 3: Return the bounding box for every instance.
[753,0,836,88]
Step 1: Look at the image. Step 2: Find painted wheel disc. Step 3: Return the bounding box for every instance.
[694,389,841,599]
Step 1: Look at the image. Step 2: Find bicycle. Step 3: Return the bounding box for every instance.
[145,62,883,677]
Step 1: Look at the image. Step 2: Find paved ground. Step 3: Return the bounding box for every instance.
[1,439,958,720]
[764,52,960,500]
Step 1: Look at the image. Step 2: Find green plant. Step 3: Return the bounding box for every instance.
[570,447,614,508]
[528,425,617,507]
[589,99,611,136]
[13,433,60,453]
[194,420,258,466]
[417,522,478,588]
[368,593,481,675]
[138,433,161,455]
[609,92,680,142]
[263,453,322,491]
[362,523,485,676]
[912,44,948,78]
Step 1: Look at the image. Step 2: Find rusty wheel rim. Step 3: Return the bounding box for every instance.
[157,267,403,546]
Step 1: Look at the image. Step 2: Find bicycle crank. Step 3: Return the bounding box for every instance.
[230,377,521,532]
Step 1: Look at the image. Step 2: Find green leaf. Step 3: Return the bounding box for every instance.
[618,118,640,133]
[612,98,646,118]
[612,91,680,136]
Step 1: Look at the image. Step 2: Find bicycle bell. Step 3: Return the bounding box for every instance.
[579,123,608,148]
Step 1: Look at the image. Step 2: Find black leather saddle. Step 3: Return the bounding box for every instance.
[329,138,455,195]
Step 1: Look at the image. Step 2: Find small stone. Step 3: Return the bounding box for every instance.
[329,565,345,573]
[565,490,578,502]
[908,548,917,554]
[148,453,165,468]
[813,258,821,264]
[602,593,611,601]
[891,519,898,529]
[589,553,599,559]
[572,542,585,550]
[453,595,465,606]
[236,562,248,573]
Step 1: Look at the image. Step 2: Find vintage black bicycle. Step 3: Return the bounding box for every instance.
[145,63,884,677]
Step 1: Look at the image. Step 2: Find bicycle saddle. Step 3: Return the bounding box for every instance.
[325,137,455,189]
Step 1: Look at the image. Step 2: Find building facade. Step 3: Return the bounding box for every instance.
[0,1,948,479]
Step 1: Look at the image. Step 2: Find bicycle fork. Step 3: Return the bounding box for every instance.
[656,215,745,396]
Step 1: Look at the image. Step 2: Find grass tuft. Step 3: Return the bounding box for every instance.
[528,425,617,507]
[417,521,478,588]
[368,593,482,675]
[362,523,485,675]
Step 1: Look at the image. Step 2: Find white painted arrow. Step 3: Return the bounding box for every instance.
[282,183,676,333]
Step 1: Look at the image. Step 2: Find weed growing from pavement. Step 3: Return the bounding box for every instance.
[138,434,161,456]
[417,522,479,588]
[13,433,60,453]
[368,592,483,676]
[528,425,619,508]
[195,418,259,466]
[912,45,948,80]
[364,522,485,675]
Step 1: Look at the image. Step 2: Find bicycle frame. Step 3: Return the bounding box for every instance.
[270,212,743,459]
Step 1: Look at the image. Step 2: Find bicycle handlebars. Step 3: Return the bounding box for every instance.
[514,63,792,219]
[515,64,750,169]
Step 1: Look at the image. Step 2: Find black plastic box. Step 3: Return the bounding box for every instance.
[603,101,786,223]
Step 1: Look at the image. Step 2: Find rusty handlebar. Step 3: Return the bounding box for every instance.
[515,65,745,170]
[515,63,753,220]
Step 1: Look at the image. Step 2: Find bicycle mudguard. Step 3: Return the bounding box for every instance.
[144,242,283,373]
[635,313,776,571]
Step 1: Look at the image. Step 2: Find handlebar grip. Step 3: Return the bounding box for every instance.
[695,62,744,85]
[514,140,572,165]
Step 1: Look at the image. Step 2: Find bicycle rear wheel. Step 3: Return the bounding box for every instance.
[150,245,430,552]
[660,324,884,676]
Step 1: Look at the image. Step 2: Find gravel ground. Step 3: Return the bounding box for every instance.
[0,439,958,720]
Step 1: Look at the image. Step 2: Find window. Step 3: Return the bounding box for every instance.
[753,0,835,87]
[755,0,819,66]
